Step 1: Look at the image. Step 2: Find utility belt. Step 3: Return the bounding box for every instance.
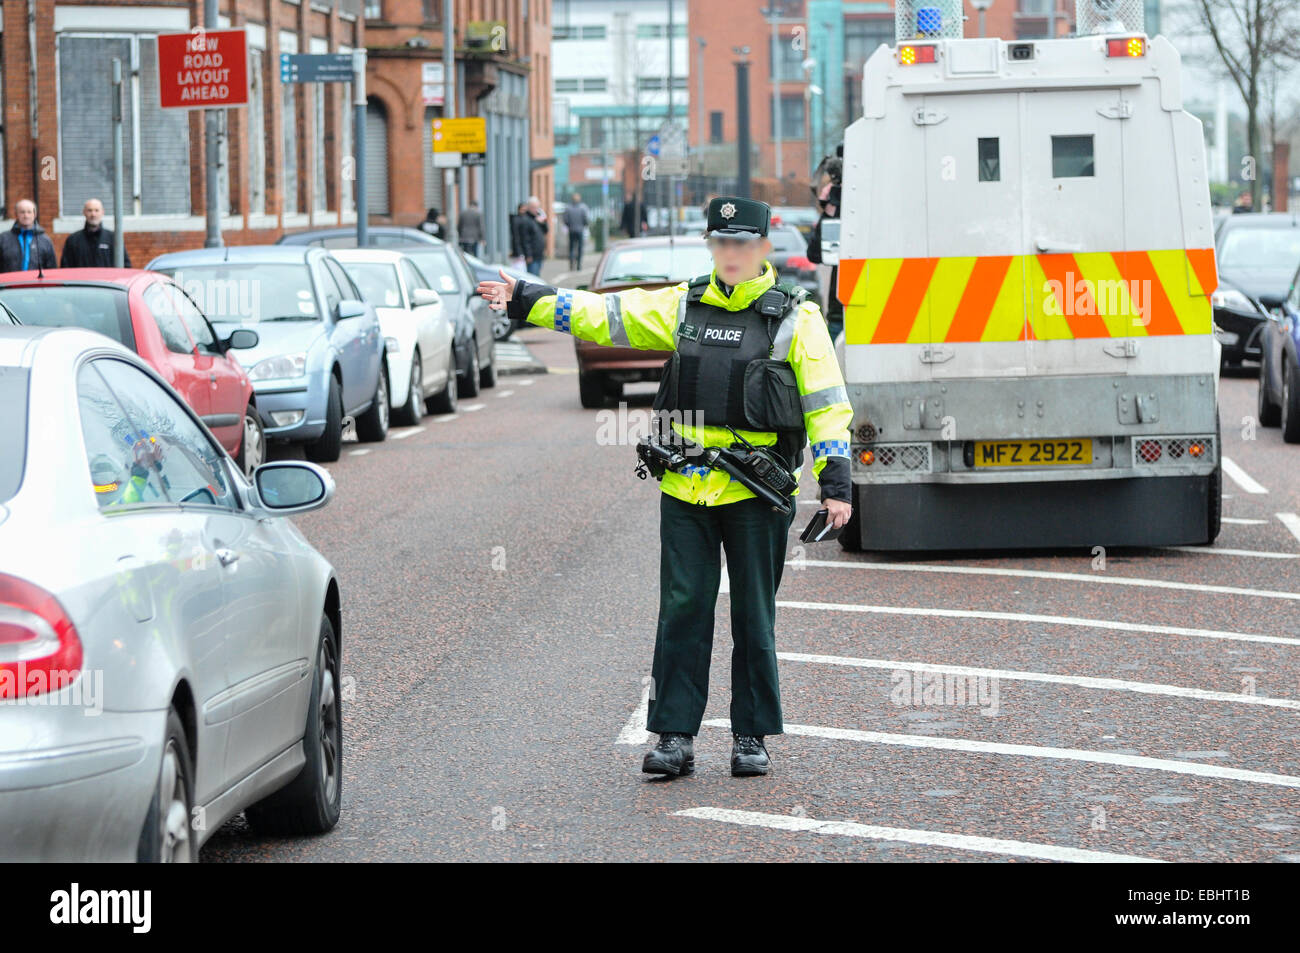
[634,426,797,517]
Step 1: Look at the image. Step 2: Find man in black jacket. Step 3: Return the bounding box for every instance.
[60,198,131,268]
[517,196,547,275]
[0,199,57,273]
[806,153,843,342]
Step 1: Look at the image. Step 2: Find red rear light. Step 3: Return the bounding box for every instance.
[1137,439,1162,463]
[1106,37,1145,57]
[898,44,937,65]
[0,573,83,699]
[786,255,814,271]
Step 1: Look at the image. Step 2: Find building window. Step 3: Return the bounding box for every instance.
[555,78,579,93]
[581,25,606,40]
[248,48,266,215]
[637,76,665,92]
[709,110,724,144]
[364,1,382,19]
[582,77,607,93]
[282,82,298,215]
[313,86,328,212]
[772,95,805,140]
[844,16,893,70]
[771,29,804,81]
[57,33,191,217]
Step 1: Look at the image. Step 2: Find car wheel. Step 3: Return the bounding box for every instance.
[355,366,390,442]
[579,371,607,409]
[1258,358,1282,427]
[304,375,343,463]
[838,484,864,553]
[459,338,482,398]
[137,708,197,863]
[1282,359,1300,443]
[245,615,342,836]
[427,347,459,414]
[491,308,512,342]
[479,340,498,389]
[234,404,265,478]
[395,351,424,427]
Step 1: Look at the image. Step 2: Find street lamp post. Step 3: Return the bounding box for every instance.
[970,0,993,38]
[733,46,751,198]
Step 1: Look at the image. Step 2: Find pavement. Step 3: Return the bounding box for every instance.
[201,335,1300,862]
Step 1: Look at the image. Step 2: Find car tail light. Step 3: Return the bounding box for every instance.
[787,255,814,271]
[1137,439,1162,463]
[1187,441,1206,458]
[858,449,875,466]
[0,573,83,699]
[1106,37,1145,58]
[898,44,937,65]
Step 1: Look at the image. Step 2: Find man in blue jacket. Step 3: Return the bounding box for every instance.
[0,199,57,273]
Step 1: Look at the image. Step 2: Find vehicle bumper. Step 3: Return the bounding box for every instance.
[575,340,671,378]
[249,380,326,442]
[385,349,416,409]
[1214,308,1265,362]
[0,704,165,861]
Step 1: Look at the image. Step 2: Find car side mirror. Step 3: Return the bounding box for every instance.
[225,328,259,349]
[253,461,335,515]
[411,288,441,307]
[337,299,367,321]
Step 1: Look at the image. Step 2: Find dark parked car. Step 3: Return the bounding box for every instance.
[765,223,821,310]
[277,228,498,395]
[1257,260,1300,442]
[1213,213,1300,366]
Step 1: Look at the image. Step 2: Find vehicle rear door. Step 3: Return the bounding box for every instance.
[165,280,248,453]
[140,281,213,417]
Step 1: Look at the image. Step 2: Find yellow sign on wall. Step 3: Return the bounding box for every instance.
[431,117,487,154]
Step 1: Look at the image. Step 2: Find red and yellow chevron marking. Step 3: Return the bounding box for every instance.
[837,249,1217,344]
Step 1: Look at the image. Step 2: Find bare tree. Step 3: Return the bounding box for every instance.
[1187,0,1300,208]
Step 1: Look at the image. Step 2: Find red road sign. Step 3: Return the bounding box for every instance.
[157,29,249,109]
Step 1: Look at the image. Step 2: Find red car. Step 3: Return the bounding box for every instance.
[0,268,264,474]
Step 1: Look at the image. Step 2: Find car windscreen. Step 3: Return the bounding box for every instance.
[153,263,320,322]
[0,285,133,346]
[0,366,28,502]
[401,249,462,294]
[340,262,404,308]
[768,228,807,254]
[600,244,714,284]
[1218,227,1300,271]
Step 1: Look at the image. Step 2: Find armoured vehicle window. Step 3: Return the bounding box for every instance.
[1052,135,1094,178]
[978,138,1000,182]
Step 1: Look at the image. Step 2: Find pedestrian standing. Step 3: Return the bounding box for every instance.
[459,200,484,257]
[420,207,447,240]
[508,203,528,270]
[475,196,853,778]
[562,192,590,271]
[0,199,57,273]
[518,196,548,276]
[60,198,131,268]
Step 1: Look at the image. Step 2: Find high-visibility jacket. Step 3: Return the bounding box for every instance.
[506,261,854,507]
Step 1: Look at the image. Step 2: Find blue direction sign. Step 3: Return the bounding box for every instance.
[647,134,661,156]
[280,52,354,84]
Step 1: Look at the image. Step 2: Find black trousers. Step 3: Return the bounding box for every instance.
[646,492,797,738]
[567,231,584,268]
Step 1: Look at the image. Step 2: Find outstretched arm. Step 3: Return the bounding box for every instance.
[477,269,685,351]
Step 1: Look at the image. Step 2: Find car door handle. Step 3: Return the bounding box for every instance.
[216,548,239,567]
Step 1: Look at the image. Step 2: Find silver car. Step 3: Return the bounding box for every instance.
[0,325,343,861]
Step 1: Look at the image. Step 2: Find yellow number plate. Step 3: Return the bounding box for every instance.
[974,439,1093,467]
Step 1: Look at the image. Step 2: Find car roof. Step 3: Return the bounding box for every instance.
[0,267,157,289]
[605,236,708,251]
[0,323,135,369]
[147,244,316,269]
[330,248,409,264]
[278,226,445,247]
[1217,212,1300,233]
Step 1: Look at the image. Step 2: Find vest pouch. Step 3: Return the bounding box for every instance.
[742,359,803,431]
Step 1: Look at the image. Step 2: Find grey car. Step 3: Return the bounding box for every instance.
[0,326,343,861]
[147,245,389,462]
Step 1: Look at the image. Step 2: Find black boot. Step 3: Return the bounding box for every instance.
[731,734,770,776]
[642,732,695,776]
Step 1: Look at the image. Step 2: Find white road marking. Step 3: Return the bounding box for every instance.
[497,390,514,398]
[462,403,485,412]
[391,426,426,440]
[701,719,1300,789]
[774,599,1300,646]
[518,378,535,385]
[674,808,1165,863]
[1221,517,1267,525]
[1277,513,1300,546]
[1221,456,1268,494]
[616,684,652,746]
[789,560,1300,602]
[777,651,1300,710]
[348,448,371,456]
[798,499,823,506]
[431,413,459,423]
[1160,545,1297,559]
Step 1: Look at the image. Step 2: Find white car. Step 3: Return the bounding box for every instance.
[332,248,458,423]
[0,325,342,861]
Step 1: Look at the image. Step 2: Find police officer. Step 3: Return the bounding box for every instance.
[476,196,853,778]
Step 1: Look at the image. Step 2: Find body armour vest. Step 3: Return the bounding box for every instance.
[652,275,806,436]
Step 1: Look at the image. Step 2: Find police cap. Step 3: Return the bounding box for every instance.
[705,196,770,240]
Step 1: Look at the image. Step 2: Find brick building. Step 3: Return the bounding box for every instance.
[363,0,553,260]
[1,0,366,265]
